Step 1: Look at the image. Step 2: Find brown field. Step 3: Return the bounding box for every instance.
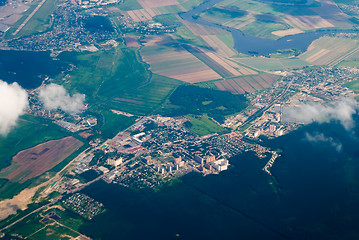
[253,75,270,88]
[0,137,83,183]
[137,0,178,9]
[179,17,227,36]
[282,15,334,31]
[227,79,245,94]
[125,36,139,47]
[312,0,352,27]
[244,76,263,91]
[200,35,236,57]
[141,39,222,82]
[272,28,303,37]
[127,9,152,22]
[214,74,278,94]
[221,80,237,94]
[299,37,359,65]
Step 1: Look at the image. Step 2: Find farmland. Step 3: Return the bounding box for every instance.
[299,36,359,66]
[197,0,352,39]
[58,47,181,115]
[0,136,83,183]
[5,0,57,38]
[233,56,308,71]
[212,74,278,94]
[140,38,222,82]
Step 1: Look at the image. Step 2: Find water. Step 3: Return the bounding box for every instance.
[180,0,358,55]
[79,119,359,240]
[0,50,68,89]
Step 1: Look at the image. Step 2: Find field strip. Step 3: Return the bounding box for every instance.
[328,46,359,67]
[12,0,47,36]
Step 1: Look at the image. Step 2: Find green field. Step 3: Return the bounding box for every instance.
[116,0,142,11]
[3,204,88,239]
[0,115,69,171]
[185,114,226,136]
[96,108,136,139]
[343,79,359,92]
[58,48,181,115]
[6,0,57,38]
[233,57,307,71]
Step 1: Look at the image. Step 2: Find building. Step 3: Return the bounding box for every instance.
[144,156,153,165]
[107,157,123,166]
[211,159,229,172]
[206,155,215,163]
[194,155,204,165]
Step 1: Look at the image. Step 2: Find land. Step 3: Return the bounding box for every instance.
[0,0,359,238]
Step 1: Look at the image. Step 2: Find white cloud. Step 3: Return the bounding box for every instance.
[305,132,342,152]
[283,98,357,130]
[39,84,85,114]
[0,80,28,136]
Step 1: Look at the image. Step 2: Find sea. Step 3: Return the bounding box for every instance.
[79,118,359,240]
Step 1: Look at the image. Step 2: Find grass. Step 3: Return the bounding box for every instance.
[6,0,57,39]
[234,56,307,70]
[96,108,136,139]
[28,224,79,240]
[185,114,226,136]
[336,60,359,68]
[117,0,142,11]
[343,79,359,92]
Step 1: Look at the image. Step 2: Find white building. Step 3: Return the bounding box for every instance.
[211,159,229,172]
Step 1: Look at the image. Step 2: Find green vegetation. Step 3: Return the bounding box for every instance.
[116,0,142,11]
[185,114,226,136]
[153,14,182,25]
[337,60,359,68]
[96,108,136,139]
[343,79,359,92]
[234,57,307,70]
[6,0,57,38]
[58,48,181,115]
[0,115,68,171]
[162,85,248,123]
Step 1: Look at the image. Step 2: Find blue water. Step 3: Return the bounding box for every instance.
[79,118,359,240]
[0,50,68,89]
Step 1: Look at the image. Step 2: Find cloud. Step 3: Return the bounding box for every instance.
[39,84,85,114]
[305,132,342,152]
[283,98,357,130]
[0,80,28,136]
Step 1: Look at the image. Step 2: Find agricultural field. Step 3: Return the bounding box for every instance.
[5,0,57,38]
[0,136,83,183]
[233,56,308,71]
[198,0,352,39]
[3,207,85,240]
[140,37,222,82]
[185,114,226,136]
[0,115,69,171]
[299,36,359,66]
[213,74,278,94]
[58,47,181,115]
[122,0,207,21]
